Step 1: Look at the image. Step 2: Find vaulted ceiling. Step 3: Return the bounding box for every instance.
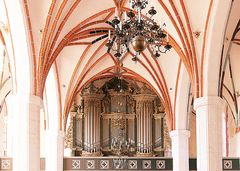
[221,2,240,129]
[1,0,240,130]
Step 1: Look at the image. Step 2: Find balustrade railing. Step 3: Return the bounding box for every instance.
[0,157,239,170]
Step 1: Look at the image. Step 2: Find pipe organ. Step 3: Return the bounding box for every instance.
[65,78,171,157]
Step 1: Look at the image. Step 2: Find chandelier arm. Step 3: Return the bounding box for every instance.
[106,0,171,58]
[158,48,168,54]
[91,34,109,44]
[105,21,115,28]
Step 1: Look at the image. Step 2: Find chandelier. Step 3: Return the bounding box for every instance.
[106,0,172,60]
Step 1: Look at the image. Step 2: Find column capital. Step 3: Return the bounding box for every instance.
[29,95,43,107]
[194,96,226,111]
[153,112,165,119]
[70,112,77,117]
[170,130,190,138]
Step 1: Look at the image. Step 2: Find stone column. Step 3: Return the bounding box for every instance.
[134,94,155,156]
[7,94,43,171]
[45,131,64,171]
[170,130,190,171]
[194,96,226,171]
[82,93,103,156]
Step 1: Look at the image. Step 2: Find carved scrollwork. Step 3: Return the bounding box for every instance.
[68,78,168,157]
[163,118,171,151]
[127,95,136,114]
[65,113,75,149]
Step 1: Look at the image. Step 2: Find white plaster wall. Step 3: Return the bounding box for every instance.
[4,0,34,94]
[175,66,190,130]
[40,109,46,157]
[229,132,240,157]
[45,67,61,132]
[0,104,7,157]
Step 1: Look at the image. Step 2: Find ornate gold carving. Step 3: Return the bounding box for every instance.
[70,101,78,112]
[135,152,154,157]
[127,95,136,114]
[71,79,166,157]
[163,118,171,153]
[112,117,126,129]
[153,113,165,119]
[75,113,84,120]
[101,113,136,120]
[81,82,102,95]
[158,103,165,113]
[136,83,154,95]
[65,112,76,149]
[81,151,102,157]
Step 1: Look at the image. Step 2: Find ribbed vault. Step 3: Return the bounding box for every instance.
[2,0,237,131]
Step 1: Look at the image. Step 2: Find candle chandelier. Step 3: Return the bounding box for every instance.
[106,0,172,61]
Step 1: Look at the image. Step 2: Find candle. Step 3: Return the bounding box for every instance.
[115,7,118,17]
[119,21,122,30]
[108,30,111,40]
[124,11,127,21]
[138,9,141,23]
[167,33,169,42]
[130,0,133,9]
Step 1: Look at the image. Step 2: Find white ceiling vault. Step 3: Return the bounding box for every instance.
[220,0,240,129]
[1,0,239,131]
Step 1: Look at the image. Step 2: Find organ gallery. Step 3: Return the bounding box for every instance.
[65,77,171,157]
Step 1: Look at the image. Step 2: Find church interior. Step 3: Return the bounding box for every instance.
[0,0,240,171]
